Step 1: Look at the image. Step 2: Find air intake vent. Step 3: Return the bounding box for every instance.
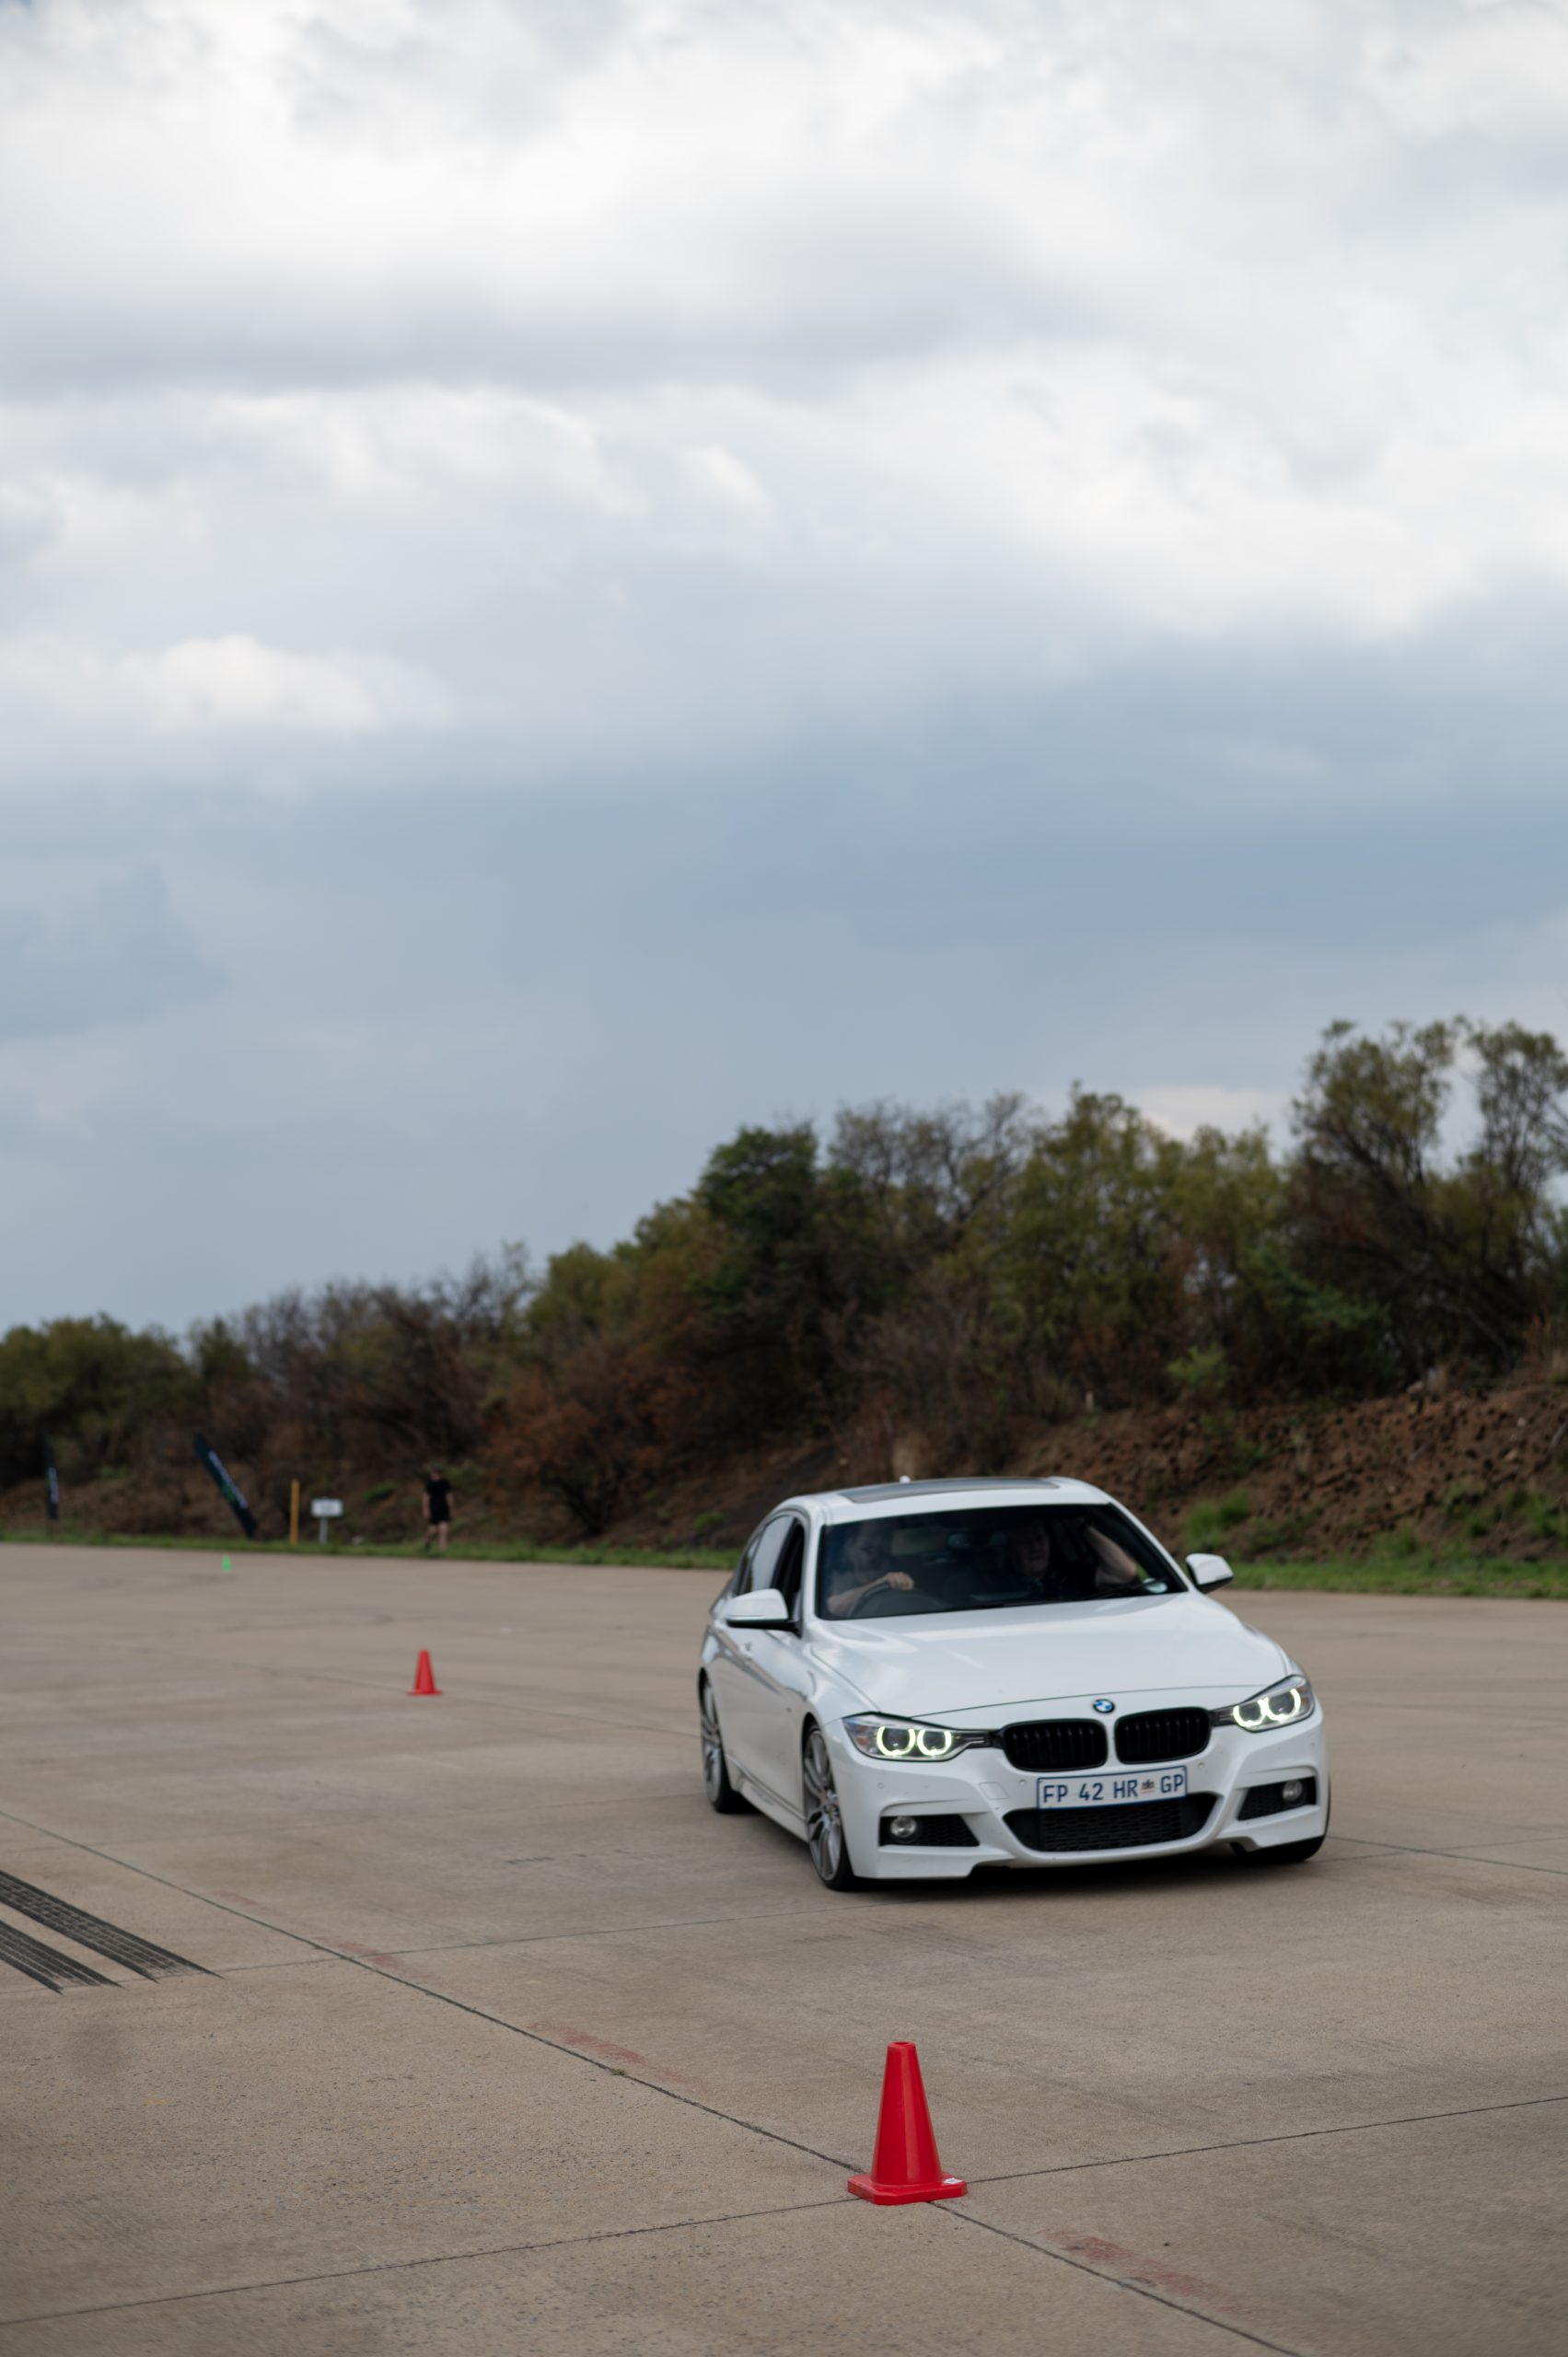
[1005,1794,1214,1852]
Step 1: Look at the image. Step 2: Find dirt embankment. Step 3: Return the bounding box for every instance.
[679,1380,1568,1562]
[6,1380,1568,1561]
[1010,1380,1568,1561]
[621,1378,1568,1562]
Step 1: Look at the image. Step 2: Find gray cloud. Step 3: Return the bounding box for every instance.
[0,867,222,1044]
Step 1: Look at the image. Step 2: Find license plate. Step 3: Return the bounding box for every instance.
[1037,1767,1188,1807]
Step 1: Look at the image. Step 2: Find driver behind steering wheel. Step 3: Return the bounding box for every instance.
[824,1523,921,1618]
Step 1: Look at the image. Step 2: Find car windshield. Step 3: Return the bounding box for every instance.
[816,1504,1184,1620]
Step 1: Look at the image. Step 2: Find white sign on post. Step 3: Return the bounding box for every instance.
[311,1497,343,1544]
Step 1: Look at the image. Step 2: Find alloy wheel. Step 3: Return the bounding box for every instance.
[700,1683,725,1802]
[803,1724,855,1887]
[698,1679,747,1813]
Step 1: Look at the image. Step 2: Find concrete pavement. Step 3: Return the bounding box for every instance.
[0,1544,1563,2354]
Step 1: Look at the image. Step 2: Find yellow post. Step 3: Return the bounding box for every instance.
[289,1479,300,1548]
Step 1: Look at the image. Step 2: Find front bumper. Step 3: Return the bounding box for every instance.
[829,1701,1329,1879]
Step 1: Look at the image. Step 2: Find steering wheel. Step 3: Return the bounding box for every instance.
[843,1583,885,1620]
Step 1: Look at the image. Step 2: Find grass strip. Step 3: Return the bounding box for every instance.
[0,1527,733,1573]
[1231,1555,1568,1599]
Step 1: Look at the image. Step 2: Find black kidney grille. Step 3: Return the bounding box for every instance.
[1005,1794,1214,1852]
[1113,1709,1212,1765]
[1001,1719,1108,1772]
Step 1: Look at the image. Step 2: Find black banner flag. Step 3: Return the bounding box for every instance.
[193,1433,258,1538]
[43,1439,59,1525]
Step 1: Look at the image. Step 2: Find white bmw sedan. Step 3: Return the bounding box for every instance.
[697,1478,1329,1889]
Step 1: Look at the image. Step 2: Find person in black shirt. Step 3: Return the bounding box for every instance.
[422,1468,454,1554]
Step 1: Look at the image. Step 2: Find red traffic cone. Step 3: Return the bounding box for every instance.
[408,1649,442,1696]
[848,2041,966,2205]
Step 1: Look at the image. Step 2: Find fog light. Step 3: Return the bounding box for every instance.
[887,1815,920,1841]
[1280,1779,1305,1805]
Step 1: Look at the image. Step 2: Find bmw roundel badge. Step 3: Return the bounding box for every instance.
[1092,1698,1116,1714]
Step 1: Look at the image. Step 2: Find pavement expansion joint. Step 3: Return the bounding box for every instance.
[1331,1832,1568,1879]
[961,2088,1568,2188]
[377,1899,846,1956]
[946,2206,1314,2357]
[0,2195,861,2332]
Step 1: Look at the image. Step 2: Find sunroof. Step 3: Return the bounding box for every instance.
[839,1477,1063,1503]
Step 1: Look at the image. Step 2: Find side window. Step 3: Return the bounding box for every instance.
[747,1516,791,1596]
[772,1519,806,1618]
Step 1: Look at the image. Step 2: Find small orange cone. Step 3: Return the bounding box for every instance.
[408,1649,442,1696]
[848,2041,966,2205]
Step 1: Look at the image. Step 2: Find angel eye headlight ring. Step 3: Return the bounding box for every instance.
[843,1715,983,1762]
[1214,1677,1315,1734]
[915,1725,958,1759]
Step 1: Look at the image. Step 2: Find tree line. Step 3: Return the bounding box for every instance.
[6,1017,1567,1535]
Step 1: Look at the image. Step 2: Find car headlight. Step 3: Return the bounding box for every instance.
[842,1714,991,1761]
[1213,1676,1315,1733]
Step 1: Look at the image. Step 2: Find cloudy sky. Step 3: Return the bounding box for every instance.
[4,0,1567,1329]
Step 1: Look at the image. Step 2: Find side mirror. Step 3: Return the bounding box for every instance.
[1187,1552,1235,1591]
[723,1587,795,1631]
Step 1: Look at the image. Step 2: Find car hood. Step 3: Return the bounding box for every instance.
[812,1595,1289,1718]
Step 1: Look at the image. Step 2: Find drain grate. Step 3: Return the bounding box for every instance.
[0,1918,112,1991]
[0,1869,206,1985]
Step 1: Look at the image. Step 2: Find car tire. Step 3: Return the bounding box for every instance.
[699,1679,749,1814]
[1234,1833,1326,1866]
[802,1723,860,1890]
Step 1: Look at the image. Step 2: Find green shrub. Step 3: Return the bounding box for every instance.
[1366,1529,1435,1572]
[1167,1345,1229,1401]
[1185,1491,1252,1550]
[364,1481,396,1506]
[1245,1503,1321,1556]
[1198,1416,1271,1480]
